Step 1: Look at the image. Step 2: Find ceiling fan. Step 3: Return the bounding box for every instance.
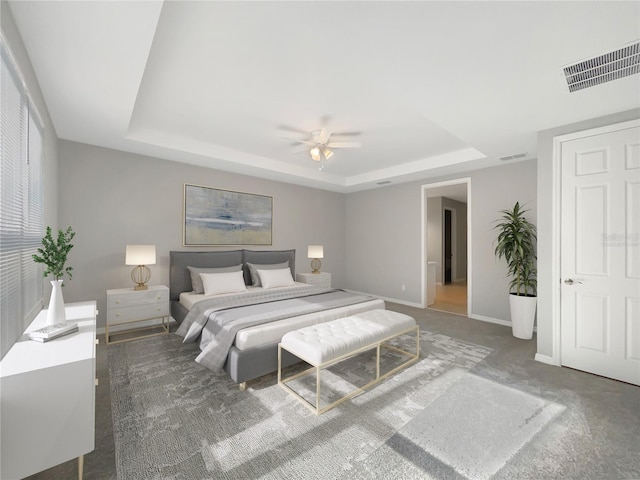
[283,128,361,162]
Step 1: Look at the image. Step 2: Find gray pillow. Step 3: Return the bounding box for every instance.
[246,261,289,287]
[187,264,242,294]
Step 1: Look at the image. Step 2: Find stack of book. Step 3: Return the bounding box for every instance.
[28,322,79,343]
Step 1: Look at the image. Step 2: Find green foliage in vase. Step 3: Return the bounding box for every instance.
[494,202,537,296]
[32,226,75,282]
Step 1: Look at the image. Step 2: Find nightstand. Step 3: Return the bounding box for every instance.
[106,285,169,344]
[296,272,331,288]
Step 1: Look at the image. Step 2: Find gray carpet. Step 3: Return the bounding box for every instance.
[107,329,566,479]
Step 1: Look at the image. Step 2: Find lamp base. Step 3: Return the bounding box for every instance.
[310,258,322,274]
[131,265,151,291]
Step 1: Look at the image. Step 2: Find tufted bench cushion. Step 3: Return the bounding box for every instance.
[280,309,416,365]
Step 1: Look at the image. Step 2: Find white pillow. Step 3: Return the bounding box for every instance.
[201,270,247,296]
[257,268,295,289]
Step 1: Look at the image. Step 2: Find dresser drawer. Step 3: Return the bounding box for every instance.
[107,302,169,323]
[107,288,169,308]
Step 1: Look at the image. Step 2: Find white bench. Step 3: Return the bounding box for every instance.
[277,309,419,415]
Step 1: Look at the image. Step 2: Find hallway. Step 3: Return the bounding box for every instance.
[429,280,467,315]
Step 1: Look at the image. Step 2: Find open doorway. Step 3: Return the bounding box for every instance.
[422,179,470,316]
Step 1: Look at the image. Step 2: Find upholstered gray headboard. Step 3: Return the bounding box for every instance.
[169,249,296,301]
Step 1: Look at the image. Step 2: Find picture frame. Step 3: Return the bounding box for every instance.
[183,184,273,246]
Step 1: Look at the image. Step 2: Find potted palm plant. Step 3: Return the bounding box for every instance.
[32,226,75,325]
[494,202,537,339]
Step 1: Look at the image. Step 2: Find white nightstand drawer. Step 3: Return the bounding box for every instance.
[107,302,169,324]
[107,287,168,308]
[296,272,331,288]
[106,285,170,343]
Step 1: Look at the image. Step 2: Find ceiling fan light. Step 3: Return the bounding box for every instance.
[323,148,334,160]
[309,146,321,161]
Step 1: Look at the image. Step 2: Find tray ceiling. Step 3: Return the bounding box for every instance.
[8,1,640,192]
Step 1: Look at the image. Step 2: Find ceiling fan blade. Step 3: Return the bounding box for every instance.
[319,128,331,144]
[282,137,316,146]
[277,125,310,136]
[327,141,361,148]
[331,131,362,138]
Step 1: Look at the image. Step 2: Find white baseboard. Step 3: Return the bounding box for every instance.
[469,314,539,334]
[97,317,176,336]
[534,353,559,366]
[469,313,511,328]
[343,289,424,309]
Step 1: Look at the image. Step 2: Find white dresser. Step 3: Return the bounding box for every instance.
[0,301,97,480]
[296,272,331,288]
[106,285,169,344]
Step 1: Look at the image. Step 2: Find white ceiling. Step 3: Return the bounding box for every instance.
[8,1,640,193]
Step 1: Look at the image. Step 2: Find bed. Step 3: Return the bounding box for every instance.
[170,249,385,387]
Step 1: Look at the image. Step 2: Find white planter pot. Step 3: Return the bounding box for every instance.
[509,294,537,339]
[46,279,66,325]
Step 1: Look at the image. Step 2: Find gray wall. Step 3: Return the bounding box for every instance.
[536,108,640,360]
[2,3,59,350]
[345,182,422,304]
[345,160,537,323]
[58,140,346,329]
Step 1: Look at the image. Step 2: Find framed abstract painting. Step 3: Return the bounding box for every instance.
[183,184,273,246]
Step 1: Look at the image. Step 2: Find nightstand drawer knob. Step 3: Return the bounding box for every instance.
[116,300,120,304]
[115,313,120,317]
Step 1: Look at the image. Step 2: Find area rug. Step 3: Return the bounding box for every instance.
[348,370,566,480]
[108,329,496,479]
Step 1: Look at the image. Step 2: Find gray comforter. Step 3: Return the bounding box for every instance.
[175,286,375,371]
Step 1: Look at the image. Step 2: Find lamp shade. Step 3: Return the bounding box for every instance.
[125,245,156,265]
[307,245,324,259]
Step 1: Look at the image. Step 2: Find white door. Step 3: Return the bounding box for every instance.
[560,124,640,385]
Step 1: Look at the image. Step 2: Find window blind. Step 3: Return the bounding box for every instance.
[1,40,44,360]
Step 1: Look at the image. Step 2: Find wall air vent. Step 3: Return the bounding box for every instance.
[499,153,528,161]
[563,41,640,92]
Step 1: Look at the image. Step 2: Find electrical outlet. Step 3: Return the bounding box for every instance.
[401,284,406,291]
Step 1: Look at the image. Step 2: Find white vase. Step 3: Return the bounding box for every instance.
[46,279,66,325]
[509,294,537,339]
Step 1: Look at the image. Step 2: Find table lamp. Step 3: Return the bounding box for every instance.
[125,245,156,290]
[308,245,323,274]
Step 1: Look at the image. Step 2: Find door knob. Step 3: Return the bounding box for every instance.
[564,278,582,285]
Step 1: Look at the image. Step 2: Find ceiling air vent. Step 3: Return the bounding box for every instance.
[499,153,528,161]
[563,41,640,92]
